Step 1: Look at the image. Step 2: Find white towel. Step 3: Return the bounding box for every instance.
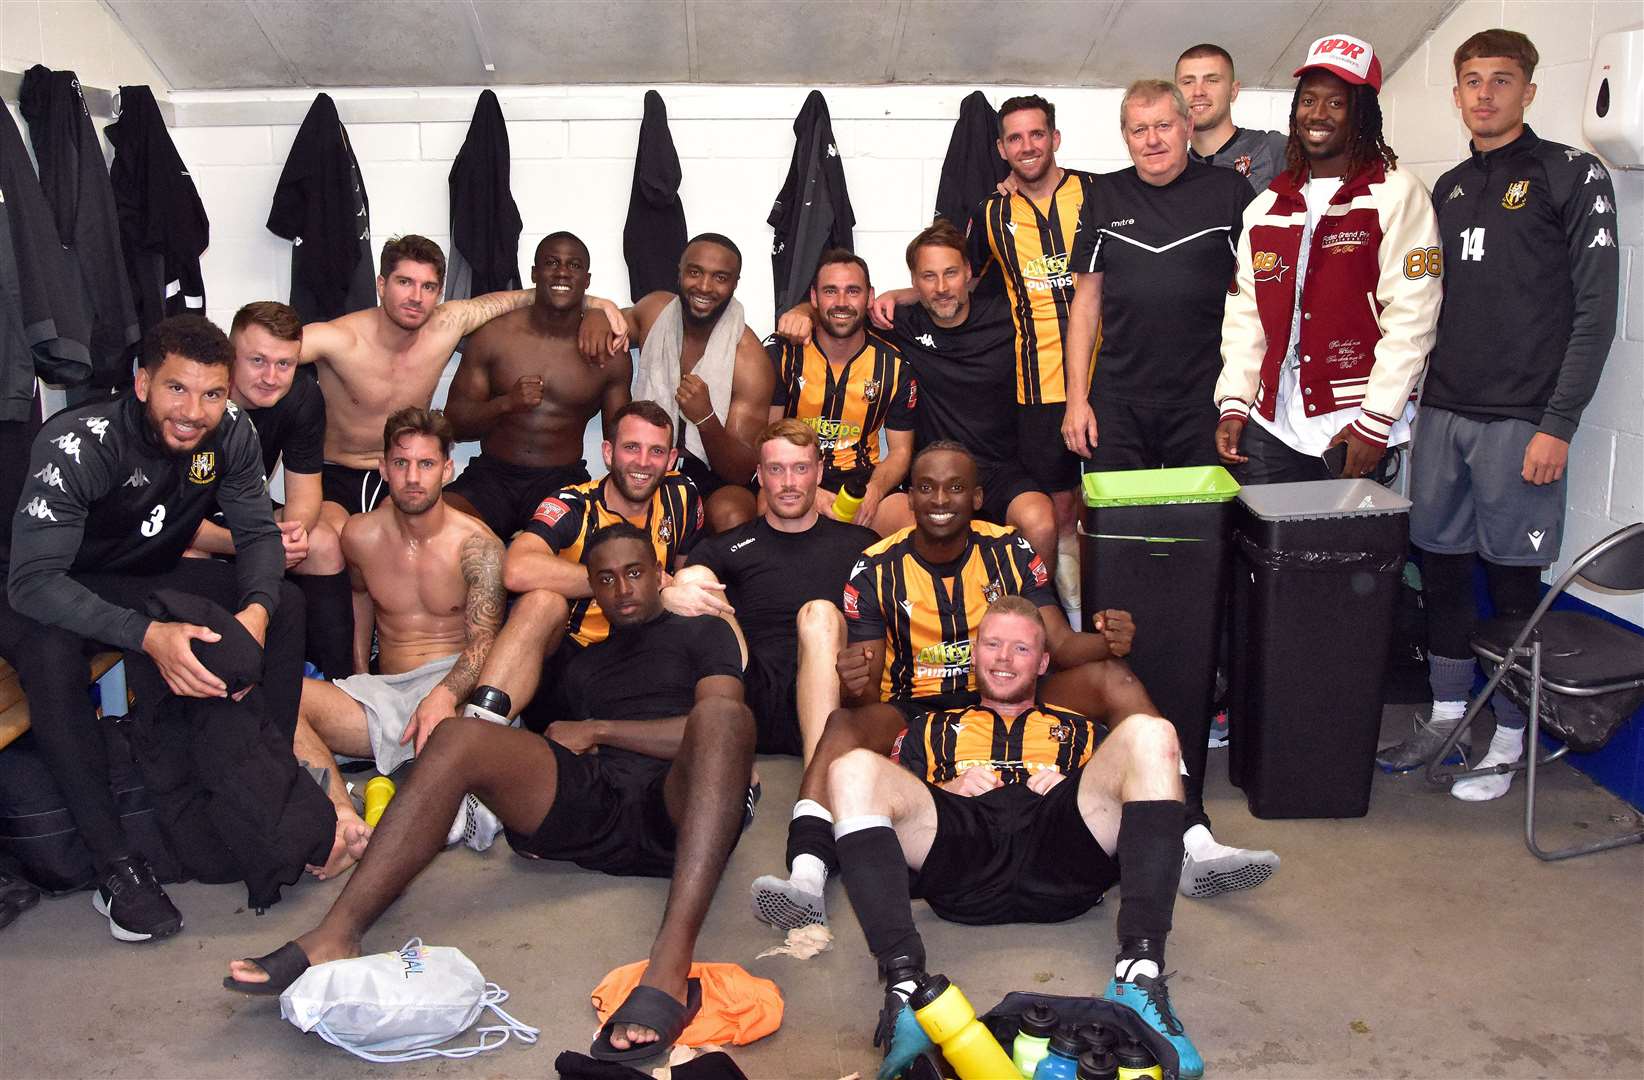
[633,295,746,461]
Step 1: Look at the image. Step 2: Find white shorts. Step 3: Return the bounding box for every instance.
[334,655,459,776]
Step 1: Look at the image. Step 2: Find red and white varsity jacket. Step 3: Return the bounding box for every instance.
[1215,161,1442,449]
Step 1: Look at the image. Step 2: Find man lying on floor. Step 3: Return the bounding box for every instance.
[829,595,1203,1078]
[224,522,757,1064]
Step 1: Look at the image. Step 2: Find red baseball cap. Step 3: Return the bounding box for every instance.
[1294,33,1383,92]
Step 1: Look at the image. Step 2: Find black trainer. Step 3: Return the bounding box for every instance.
[92,856,182,942]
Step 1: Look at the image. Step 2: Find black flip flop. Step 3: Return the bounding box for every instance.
[589,977,703,1064]
[221,940,312,996]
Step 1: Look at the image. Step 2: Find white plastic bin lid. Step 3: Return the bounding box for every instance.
[1236,479,1411,520]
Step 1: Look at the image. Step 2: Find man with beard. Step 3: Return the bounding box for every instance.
[1217,34,1441,484]
[292,407,568,876]
[604,234,774,533]
[768,250,915,535]
[502,401,706,728]
[2,315,306,941]
[300,235,627,526]
[227,523,756,1067]
[828,597,1203,1079]
[1177,44,1289,193]
[666,420,878,756]
[443,232,632,539]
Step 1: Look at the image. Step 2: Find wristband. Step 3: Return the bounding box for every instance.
[685,410,714,426]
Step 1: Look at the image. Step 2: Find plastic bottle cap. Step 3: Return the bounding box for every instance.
[1049,1027,1085,1056]
[1078,1049,1119,1079]
[842,475,869,497]
[1077,1023,1114,1054]
[1114,1037,1154,1067]
[1019,1004,1059,1038]
[908,973,950,1011]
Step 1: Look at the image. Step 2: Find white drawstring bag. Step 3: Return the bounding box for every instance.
[279,938,539,1062]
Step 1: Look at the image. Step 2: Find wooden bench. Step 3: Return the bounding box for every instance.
[0,652,124,752]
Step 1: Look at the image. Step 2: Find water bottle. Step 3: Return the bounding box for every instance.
[832,475,869,521]
[1076,1023,1115,1060]
[908,973,1018,1080]
[1011,1004,1059,1076]
[1032,1027,1084,1080]
[1114,1036,1162,1080]
[1077,1049,1119,1080]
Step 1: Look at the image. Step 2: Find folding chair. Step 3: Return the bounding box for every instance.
[1424,521,1644,860]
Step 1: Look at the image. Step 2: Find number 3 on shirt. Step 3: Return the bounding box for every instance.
[140,504,165,537]
[1404,245,1444,279]
[1456,227,1485,262]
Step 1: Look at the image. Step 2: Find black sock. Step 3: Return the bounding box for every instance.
[836,823,925,973]
[296,570,355,678]
[786,813,839,873]
[1115,800,1185,946]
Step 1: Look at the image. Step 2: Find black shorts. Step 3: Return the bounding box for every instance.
[974,460,1041,525]
[444,454,590,539]
[1089,398,1219,472]
[746,653,803,756]
[321,462,388,515]
[1017,404,1082,492]
[890,690,981,726]
[505,741,677,878]
[912,772,1118,925]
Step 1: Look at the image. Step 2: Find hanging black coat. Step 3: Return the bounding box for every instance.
[105,85,208,335]
[935,91,1008,228]
[0,101,91,414]
[17,65,140,390]
[446,89,521,302]
[768,90,854,316]
[267,93,376,323]
[623,90,688,301]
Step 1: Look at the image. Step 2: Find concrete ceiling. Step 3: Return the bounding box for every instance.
[107,0,1458,92]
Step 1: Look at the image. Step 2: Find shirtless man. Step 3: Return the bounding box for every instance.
[300,234,625,532]
[292,407,567,878]
[443,232,631,538]
[610,234,774,533]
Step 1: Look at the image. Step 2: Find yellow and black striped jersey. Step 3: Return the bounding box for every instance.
[843,521,1057,701]
[896,702,1099,785]
[524,473,704,646]
[767,331,917,483]
[967,170,1101,406]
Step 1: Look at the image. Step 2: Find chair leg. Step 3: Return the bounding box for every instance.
[1426,648,1512,786]
[1524,643,1644,861]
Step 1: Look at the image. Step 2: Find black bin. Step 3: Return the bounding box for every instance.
[1082,467,1239,798]
[1228,480,1409,818]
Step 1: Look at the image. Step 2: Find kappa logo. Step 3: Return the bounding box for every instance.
[187,451,216,484]
[52,432,83,463]
[33,463,65,491]
[915,333,936,349]
[826,143,839,158]
[1446,184,1465,202]
[1501,180,1529,210]
[1585,163,1608,184]
[82,416,110,442]
[225,401,239,419]
[1528,529,1546,552]
[124,468,150,488]
[1589,229,1616,248]
[1565,148,1584,162]
[22,497,55,522]
[1593,195,1615,215]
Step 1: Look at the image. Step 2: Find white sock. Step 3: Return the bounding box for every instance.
[1182,824,1224,860]
[1116,957,1160,983]
[792,798,833,823]
[790,853,828,895]
[1430,700,1466,725]
[1451,725,1524,802]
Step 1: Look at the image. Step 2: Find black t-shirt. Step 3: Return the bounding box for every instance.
[889,292,1019,463]
[1071,161,1253,406]
[244,373,326,477]
[561,610,741,739]
[688,515,877,674]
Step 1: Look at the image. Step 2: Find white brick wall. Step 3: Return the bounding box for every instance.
[1381,0,1644,624]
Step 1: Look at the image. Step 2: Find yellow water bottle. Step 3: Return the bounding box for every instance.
[1114,1036,1162,1080]
[831,476,869,521]
[363,775,396,827]
[908,974,1019,1080]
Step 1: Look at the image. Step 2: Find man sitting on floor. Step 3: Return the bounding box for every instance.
[292,407,565,876]
[830,595,1203,1078]
[224,522,756,1065]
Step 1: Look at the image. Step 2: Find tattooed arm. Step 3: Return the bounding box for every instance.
[404,533,507,754]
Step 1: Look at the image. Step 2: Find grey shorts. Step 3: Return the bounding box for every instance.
[334,655,459,775]
[1408,406,1566,565]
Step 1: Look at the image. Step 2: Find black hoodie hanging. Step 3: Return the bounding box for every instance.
[935,91,1008,228]
[105,85,209,335]
[623,90,688,301]
[17,65,140,391]
[446,90,522,302]
[768,90,854,317]
[267,93,376,323]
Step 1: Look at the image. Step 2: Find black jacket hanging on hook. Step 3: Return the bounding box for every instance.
[447,89,522,302]
[105,85,209,335]
[768,90,854,317]
[17,65,140,391]
[935,91,1008,228]
[267,93,376,323]
[623,89,688,301]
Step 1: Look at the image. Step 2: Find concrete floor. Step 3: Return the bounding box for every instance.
[3,706,1642,1080]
